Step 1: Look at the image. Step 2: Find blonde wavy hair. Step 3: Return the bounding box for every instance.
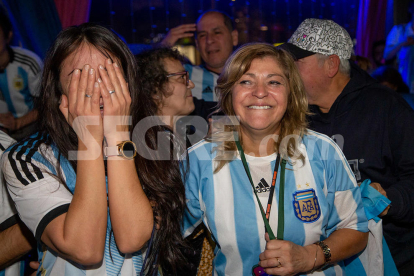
[211,43,309,172]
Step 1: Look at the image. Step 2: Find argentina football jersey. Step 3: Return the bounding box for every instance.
[0,47,42,119]
[183,130,369,276]
[184,64,219,101]
[0,131,25,276]
[1,133,154,276]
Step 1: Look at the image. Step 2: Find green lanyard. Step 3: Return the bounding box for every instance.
[235,140,286,241]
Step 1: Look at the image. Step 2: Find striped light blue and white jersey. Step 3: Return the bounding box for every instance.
[0,131,25,276]
[182,130,369,276]
[1,133,149,276]
[184,64,219,101]
[0,47,43,118]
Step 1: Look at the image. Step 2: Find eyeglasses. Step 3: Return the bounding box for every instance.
[166,71,189,87]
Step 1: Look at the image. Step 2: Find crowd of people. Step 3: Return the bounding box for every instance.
[0,3,413,276]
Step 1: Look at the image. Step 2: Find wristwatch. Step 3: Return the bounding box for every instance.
[315,241,331,270]
[104,140,137,160]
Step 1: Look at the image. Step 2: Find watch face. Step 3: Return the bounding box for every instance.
[122,141,136,159]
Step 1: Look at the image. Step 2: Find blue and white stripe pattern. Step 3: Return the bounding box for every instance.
[184,64,219,101]
[1,133,148,276]
[0,47,42,118]
[295,191,314,200]
[0,131,24,276]
[183,130,369,276]
[0,261,24,276]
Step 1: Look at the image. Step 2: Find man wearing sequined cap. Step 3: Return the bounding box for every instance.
[280,18,414,275]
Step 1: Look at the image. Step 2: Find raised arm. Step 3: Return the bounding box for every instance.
[99,58,153,254]
[4,64,106,266]
[160,24,197,47]
[38,65,107,265]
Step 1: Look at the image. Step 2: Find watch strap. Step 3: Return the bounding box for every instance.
[120,140,137,159]
[104,146,119,157]
[315,241,331,269]
[105,141,137,159]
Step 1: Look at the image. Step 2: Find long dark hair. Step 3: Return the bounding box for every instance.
[36,24,186,274]
[133,47,188,274]
[36,23,139,170]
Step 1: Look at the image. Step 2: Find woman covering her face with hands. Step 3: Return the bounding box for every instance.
[182,43,369,276]
[1,23,186,275]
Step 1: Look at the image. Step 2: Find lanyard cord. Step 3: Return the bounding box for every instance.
[266,154,281,220]
[235,140,286,241]
[277,158,286,240]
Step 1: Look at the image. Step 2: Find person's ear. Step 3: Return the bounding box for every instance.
[152,93,163,104]
[231,30,238,46]
[325,55,340,78]
[6,31,12,44]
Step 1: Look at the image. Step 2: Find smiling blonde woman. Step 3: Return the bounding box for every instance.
[182,43,369,276]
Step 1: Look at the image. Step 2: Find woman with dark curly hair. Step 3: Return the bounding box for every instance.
[134,47,195,127]
[135,47,216,275]
[135,47,219,149]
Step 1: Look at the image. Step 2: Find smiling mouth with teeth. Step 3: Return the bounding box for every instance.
[248,106,271,109]
[208,49,219,54]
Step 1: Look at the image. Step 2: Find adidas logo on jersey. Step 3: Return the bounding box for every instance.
[255,178,270,193]
[202,86,213,94]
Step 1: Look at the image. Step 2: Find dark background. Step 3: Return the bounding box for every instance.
[89,0,360,45]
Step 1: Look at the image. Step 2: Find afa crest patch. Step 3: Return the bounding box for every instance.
[13,75,24,90]
[292,189,320,223]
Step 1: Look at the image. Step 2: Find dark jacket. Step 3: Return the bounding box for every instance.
[308,61,414,268]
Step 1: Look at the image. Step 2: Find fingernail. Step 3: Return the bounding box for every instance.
[89,68,94,75]
[98,78,102,83]
[74,69,80,75]
[99,65,104,70]
[95,82,99,87]
[107,59,112,64]
[114,62,119,68]
[85,64,90,70]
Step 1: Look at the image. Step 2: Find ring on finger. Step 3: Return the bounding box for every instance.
[276,257,282,268]
[85,94,92,98]
[108,90,115,94]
